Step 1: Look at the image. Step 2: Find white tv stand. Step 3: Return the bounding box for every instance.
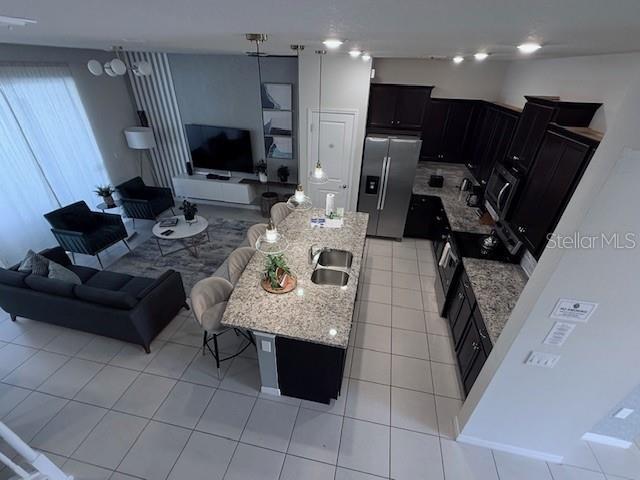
[172,174,258,205]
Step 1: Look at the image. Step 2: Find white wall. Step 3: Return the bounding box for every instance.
[372,58,510,100]
[0,43,144,186]
[298,51,372,210]
[457,70,640,461]
[499,52,640,132]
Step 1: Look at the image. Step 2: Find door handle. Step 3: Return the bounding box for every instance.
[376,156,389,210]
[380,156,391,210]
[497,182,511,211]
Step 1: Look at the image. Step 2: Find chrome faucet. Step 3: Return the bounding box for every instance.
[309,244,322,267]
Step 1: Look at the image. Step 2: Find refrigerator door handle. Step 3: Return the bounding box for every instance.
[380,155,391,210]
[376,156,388,210]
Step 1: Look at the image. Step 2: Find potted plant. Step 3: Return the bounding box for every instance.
[261,254,295,293]
[180,200,198,222]
[94,185,116,208]
[277,165,290,183]
[256,160,268,183]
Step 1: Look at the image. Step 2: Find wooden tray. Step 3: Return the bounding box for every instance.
[261,275,297,294]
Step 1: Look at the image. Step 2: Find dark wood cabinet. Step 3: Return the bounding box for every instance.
[506,101,555,173]
[466,103,520,184]
[367,84,432,130]
[420,99,476,163]
[447,271,493,395]
[504,96,601,174]
[508,125,599,257]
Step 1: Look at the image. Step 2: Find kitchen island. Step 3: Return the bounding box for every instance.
[222,208,369,403]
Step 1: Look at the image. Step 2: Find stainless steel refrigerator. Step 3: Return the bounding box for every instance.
[358,135,422,238]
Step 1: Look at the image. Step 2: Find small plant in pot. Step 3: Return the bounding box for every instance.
[94,185,116,208]
[262,254,296,293]
[180,200,198,222]
[256,160,268,183]
[277,165,290,183]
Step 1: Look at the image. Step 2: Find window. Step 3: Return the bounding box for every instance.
[0,64,109,266]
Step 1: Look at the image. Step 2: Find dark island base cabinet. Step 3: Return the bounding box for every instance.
[275,336,346,404]
[446,271,493,395]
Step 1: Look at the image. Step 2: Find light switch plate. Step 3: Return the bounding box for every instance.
[525,351,561,368]
[614,408,634,419]
[261,340,272,353]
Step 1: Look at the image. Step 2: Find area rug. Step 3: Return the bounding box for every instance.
[109,217,254,292]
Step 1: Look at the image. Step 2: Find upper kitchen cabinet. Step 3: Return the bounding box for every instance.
[420,99,477,163]
[508,124,602,256]
[505,96,602,174]
[467,103,520,184]
[367,84,433,130]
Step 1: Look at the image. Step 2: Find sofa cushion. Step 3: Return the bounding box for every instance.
[67,265,99,284]
[121,277,155,298]
[0,268,29,288]
[48,261,82,285]
[25,274,75,298]
[74,284,138,310]
[40,247,72,267]
[85,271,133,291]
[18,250,49,275]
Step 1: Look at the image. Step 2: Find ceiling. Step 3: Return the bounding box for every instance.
[1,0,640,59]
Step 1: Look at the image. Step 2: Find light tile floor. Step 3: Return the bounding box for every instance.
[1,214,640,479]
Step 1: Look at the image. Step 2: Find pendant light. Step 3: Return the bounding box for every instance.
[309,49,329,185]
[256,218,290,255]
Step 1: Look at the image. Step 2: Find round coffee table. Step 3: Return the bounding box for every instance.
[152,215,210,257]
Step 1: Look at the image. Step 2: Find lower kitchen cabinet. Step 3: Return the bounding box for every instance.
[275,336,346,404]
[447,270,493,395]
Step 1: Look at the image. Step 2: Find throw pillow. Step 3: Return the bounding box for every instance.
[18,250,49,276]
[48,261,82,285]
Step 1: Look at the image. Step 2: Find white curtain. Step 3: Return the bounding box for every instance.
[0,64,109,267]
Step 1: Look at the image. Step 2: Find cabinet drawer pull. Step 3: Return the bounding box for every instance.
[463,282,470,289]
[458,292,464,299]
[479,329,488,339]
[518,226,526,233]
[472,342,480,351]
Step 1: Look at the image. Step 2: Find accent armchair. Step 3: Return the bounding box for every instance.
[115,177,175,224]
[44,201,129,268]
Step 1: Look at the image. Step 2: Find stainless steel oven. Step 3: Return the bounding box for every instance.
[485,163,520,220]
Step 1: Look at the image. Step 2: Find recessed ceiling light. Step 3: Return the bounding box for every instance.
[323,39,343,49]
[0,15,37,27]
[349,49,362,58]
[474,52,489,61]
[452,55,464,64]
[362,53,371,61]
[518,42,542,54]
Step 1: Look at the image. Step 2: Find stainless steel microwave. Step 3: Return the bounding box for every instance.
[485,163,520,220]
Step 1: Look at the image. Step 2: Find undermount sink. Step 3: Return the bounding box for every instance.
[316,249,353,269]
[311,268,350,286]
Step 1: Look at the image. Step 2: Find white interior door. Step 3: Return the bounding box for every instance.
[307,110,356,210]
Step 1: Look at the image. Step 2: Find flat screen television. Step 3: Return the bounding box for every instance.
[185,124,253,173]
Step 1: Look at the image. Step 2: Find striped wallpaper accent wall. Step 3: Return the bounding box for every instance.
[125,51,189,189]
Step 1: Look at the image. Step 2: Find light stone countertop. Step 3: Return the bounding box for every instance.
[463,258,528,344]
[412,162,493,234]
[222,208,369,348]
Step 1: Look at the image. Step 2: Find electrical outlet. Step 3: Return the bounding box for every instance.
[525,351,560,368]
[261,340,271,353]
